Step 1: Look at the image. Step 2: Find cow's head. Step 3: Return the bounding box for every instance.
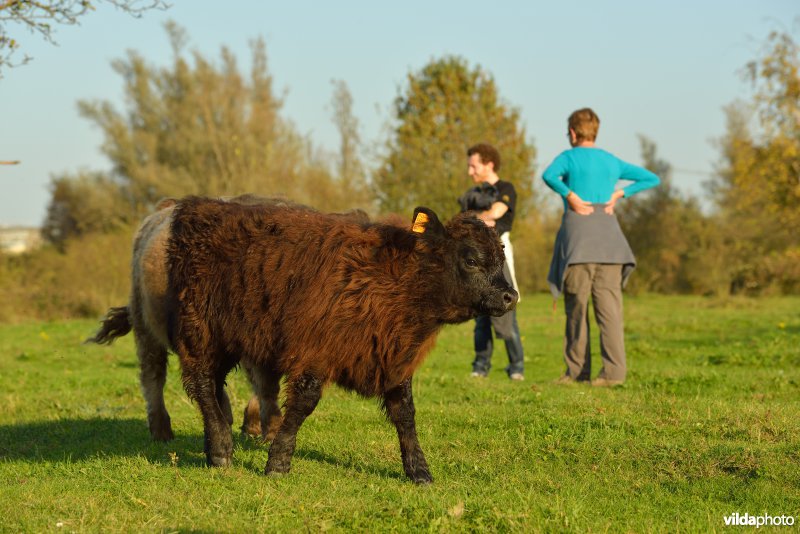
[411,207,518,323]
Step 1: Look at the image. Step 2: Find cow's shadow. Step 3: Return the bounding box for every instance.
[0,418,408,480]
[0,417,207,466]
[235,440,407,481]
[295,447,405,481]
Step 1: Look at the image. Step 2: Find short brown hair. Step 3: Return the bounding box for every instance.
[568,108,600,142]
[467,143,501,172]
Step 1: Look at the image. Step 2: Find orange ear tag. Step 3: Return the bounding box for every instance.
[412,212,429,233]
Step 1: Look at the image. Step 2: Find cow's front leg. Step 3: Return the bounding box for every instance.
[383,378,432,484]
[265,373,321,476]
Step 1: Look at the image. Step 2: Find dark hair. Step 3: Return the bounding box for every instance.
[568,108,600,142]
[467,143,501,172]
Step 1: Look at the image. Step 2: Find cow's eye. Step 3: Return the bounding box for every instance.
[465,258,478,268]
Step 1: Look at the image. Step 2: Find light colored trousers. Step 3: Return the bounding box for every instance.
[563,263,626,382]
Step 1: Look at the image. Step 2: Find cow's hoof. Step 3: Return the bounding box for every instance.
[241,423,262,439]
[208,455,232,468]
[149,422,174,442]
[409,471,433,485]
[265,459,291,476]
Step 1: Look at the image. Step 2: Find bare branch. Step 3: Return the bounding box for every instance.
[0,0,169,75]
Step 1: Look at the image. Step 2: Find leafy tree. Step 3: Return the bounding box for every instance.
[77,23,295,210]
[43,22,353,243]
[328,79,372,211]
[375,56,537,220]
[712,29,800,294]
[618,136,728,295]
[330,82,366,189]
[42,170,130,250]
[0,0,167,74]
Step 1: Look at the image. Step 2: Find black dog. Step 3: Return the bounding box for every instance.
[458,182,499,212]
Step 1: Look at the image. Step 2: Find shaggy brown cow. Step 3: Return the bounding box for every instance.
[167,196,517,483]
[88,195,366,442]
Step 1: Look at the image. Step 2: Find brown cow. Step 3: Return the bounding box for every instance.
[166,196,517,483]
[88,195,369,442]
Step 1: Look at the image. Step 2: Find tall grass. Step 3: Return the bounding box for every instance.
[1,294,798,532]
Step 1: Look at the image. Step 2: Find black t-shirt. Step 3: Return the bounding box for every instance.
[493,179,516,236]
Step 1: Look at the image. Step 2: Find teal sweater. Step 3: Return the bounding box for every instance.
[542,147,660,208]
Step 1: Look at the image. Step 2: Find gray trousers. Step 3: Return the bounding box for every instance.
[563,264,626,382]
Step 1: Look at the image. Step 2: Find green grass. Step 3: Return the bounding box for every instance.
[1,294,799,532]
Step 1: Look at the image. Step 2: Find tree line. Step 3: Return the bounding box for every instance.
[1,24,797,321]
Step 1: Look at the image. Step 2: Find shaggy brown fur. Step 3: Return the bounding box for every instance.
[88,196,360,442]
[167,196,517,483]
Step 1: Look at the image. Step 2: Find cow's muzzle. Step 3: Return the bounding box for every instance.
[483,288,518,317]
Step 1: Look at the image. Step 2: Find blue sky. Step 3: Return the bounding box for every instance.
[0,0,796,226]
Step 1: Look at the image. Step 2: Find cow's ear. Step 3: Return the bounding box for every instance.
[411,207,445,239]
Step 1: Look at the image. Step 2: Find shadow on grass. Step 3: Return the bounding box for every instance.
[236,437,406,481]
[0,418,408,480]
[295,446,406,481]
[0,417,205,466]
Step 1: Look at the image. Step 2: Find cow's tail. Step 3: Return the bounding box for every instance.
[85,306,132,345]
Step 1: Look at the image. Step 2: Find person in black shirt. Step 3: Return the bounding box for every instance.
[463,143,525,381]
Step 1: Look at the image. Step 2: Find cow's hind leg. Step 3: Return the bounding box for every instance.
[242,395,262,438]
[183,363,235,467]
[383,378,432,484]
[242,363,283,441]
[265,374,321,476]
[134,328,174,441]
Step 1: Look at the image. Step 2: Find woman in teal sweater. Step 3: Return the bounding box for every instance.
[542,108,659,387]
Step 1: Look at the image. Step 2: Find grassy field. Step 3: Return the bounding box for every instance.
[1,294,799,532]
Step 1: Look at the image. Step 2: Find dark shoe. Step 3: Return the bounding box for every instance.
[591,377,624,387]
